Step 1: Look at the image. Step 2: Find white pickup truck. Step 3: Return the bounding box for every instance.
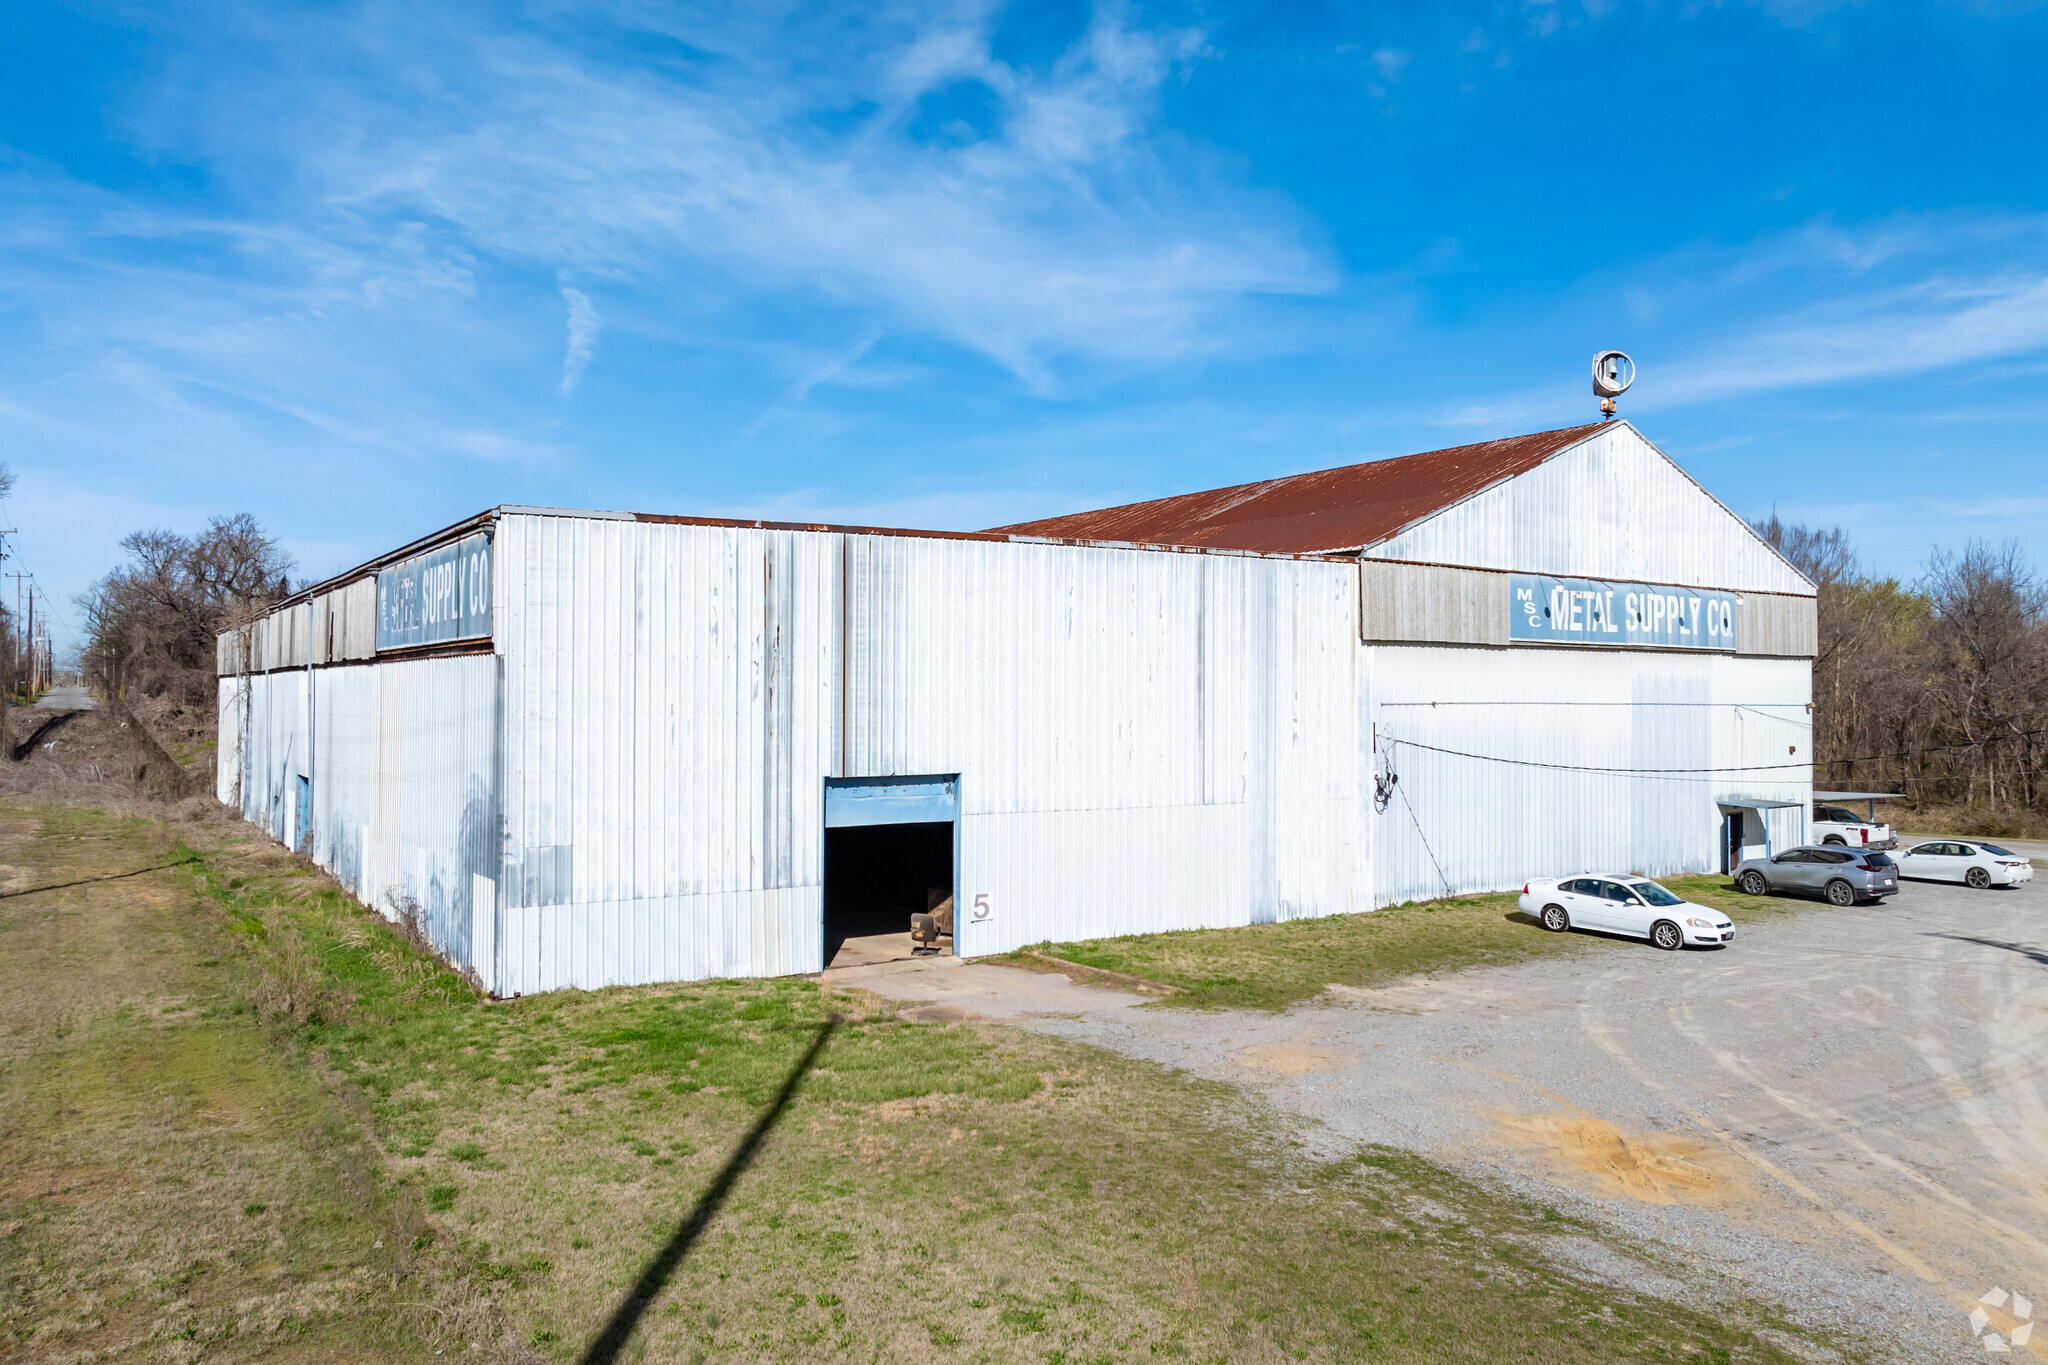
[1812,802,1896,850]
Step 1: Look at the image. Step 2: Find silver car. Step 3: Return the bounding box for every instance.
[1734,845,1898,906]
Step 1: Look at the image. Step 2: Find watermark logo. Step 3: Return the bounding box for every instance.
[1969,1287,2033,1353]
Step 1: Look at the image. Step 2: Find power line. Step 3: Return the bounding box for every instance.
[1378,700,1807,708]
[1385,727,2048,777]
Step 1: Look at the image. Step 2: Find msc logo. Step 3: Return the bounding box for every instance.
[1969,1287,2032,1353]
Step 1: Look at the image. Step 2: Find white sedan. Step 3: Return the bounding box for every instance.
[1519,875,1735,949]
[1895,840,2036,889]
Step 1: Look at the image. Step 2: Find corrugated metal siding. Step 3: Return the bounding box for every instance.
[496,516,839,992]
[1367,424,1814,596]
[263,607,310,671]
[217,676,246,804]
[337,578,378,659]
[1366,644,1812,905]
[218,497,1814,994]
[1763,805,1806,855]
[215,579,375,675]
[229,655,500,982]
[237,666,305,845]
[491,516,1363,990]
[842,536,1363,957]
[1360,560,1507,645]
[1737,593,1817,658]
[307,578,377,663]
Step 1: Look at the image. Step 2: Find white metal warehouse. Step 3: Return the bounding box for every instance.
[217,420,1817,994]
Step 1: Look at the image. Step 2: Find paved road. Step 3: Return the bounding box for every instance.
[32,685,95,711]
[839,877,2048,1361]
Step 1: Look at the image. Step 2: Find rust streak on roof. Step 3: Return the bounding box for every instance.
[989,423,1611,554]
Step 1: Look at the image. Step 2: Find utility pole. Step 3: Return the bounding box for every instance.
[4,571,19,703]
[22,585,33,701]
[0,537,11,722]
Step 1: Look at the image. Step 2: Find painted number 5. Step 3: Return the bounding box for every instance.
[971,893,993,923]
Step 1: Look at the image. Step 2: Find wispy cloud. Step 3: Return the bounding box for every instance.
[257,6,1330,390]
[6,0,2042,622]
[1439,214,2048,429]
[559,285,599,395]
[0,1,1341,625]
[1660,275,2048,404]
[743,329,886,436]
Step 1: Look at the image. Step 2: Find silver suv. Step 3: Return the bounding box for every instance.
[1734,845,1899,906]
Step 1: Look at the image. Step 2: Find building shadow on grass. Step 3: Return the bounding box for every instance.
[1927,933,2048,969]
[578,1015,840,1365]
[0,856,199,899]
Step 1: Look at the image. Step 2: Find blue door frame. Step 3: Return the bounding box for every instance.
[821,775,960,964]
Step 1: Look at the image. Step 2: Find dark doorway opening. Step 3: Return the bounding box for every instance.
[1722,811,1743,874]
[824,821,953,967]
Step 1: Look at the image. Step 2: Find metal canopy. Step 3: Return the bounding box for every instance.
[1813,791,1904,801]
[1716,797,1805,859]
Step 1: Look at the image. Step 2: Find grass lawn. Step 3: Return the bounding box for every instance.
[2,805,1848,1364]
[1007,874,1810,1012]
[0,806,434,1363]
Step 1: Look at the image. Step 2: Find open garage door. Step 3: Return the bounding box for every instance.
[823,776,958,969]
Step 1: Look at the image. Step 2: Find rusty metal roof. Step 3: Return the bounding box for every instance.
[990,422,1613,554]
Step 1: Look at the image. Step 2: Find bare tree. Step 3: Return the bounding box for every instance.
[1753,512,1856,590]
[1756,515,2048,828]
[1920,541,2048,811]
[78,514,293,711]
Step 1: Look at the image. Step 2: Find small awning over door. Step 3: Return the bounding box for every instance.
[1716,797,1805,857]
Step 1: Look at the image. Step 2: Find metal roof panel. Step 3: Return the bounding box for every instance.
[989,423,1612,554]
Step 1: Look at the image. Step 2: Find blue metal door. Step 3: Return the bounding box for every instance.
[295,774,311,853]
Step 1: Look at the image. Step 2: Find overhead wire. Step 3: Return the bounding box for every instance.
[0,483,80,685]
[1377,700,1807,708]
[1382,726,2048,778]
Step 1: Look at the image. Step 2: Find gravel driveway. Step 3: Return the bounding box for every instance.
[834,875,2048,1361]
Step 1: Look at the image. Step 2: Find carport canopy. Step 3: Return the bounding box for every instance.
[1813,791,1905,821]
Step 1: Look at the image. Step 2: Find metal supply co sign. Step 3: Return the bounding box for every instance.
[1511,574,1737,651]
[377,531,492,651]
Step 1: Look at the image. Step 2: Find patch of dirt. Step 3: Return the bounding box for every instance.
[898,1001,974,1023]
[1491,1111,1749,1206]
[1235,1043,1350,1077]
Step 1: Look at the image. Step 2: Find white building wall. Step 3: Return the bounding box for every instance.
[1366,423,1814,597]
[217,675,246,808]
[220,654,500,981]
[1366,643,1812,905]
[494,514,838,993]
[491,515,1363,990]
[232,666,306,849]
[218,450,1815,994]
[841,536,1364,957]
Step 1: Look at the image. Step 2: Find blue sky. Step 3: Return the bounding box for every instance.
[5,0,2046,649]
